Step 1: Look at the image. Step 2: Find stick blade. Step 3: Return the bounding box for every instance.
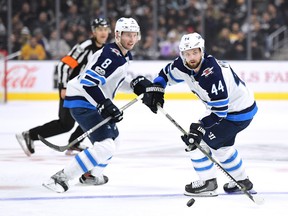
[38,135,66,152]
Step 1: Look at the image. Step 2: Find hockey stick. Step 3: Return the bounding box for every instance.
[157,105,265,205]
[38,95,142,152]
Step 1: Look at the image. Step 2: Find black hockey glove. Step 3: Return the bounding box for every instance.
[130,76,152,96]
[181,123,205,150]
[98,98,123,123]
[142,83,165,114]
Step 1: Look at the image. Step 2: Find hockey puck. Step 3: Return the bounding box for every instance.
[186,198,195,207]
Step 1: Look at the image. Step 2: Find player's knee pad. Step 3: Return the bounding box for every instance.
[92,138,116,160]
[211,146,236,162]
[73,138,115,172]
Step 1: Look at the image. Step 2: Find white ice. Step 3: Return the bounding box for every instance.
[0,99,288,216]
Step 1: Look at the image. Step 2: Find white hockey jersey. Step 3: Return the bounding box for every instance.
[58,38,103,89]
[64,42,133,109]
[154,53,258,128]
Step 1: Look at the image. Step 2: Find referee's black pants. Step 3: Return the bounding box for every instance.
[29,95,84,145]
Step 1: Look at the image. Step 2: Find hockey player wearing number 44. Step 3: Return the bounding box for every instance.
[42,17,149,193]
[138,32,258,197]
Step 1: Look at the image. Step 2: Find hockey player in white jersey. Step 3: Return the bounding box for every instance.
[42,17,150,192]
[141,32,258,196]
[16,18,111,156]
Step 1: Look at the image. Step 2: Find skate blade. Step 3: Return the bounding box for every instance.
[224,189,257,195]
[15,134,31,157]
[42,182,66,193]
[184,190,218,197]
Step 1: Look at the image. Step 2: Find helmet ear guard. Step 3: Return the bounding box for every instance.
[114,17,141,41]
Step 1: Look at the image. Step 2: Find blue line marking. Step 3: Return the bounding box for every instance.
[0,192,287,201]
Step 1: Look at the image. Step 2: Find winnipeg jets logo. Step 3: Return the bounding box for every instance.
[110,48,122,57]
[201,67,213,77]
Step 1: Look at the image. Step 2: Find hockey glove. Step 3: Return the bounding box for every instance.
[98,98,123,123]
[130,76,152,96]
[181,123,205,150]
[142,83,165,114]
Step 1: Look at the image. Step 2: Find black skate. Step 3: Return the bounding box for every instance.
[16,131,35,156]
[185,178,218,197]
[223,178,256,194]
[42,169,69,193]
[79,171,108,185]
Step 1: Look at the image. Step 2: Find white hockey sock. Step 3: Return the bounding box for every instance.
[64,138,116,180]
[212,146,247,181]
[188,144,216,181]
[89,137,120,177]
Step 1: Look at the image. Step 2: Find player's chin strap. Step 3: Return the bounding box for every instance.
[157,104,264,205]
[38,95,143,152]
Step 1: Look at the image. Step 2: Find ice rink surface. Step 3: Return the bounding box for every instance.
[0,99,288,216]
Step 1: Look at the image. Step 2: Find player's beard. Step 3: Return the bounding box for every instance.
[185,59,201,70]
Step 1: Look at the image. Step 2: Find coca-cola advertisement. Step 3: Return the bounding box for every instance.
[2,60,288,100]
[6,61,57,92]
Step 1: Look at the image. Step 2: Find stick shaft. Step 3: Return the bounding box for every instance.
[39,95,142,152]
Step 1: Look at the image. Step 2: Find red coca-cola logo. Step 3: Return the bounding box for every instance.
[4,64,38,89]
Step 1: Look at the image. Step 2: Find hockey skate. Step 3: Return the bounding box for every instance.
[65,143,88,156]
[223,178,256,194]
[79,171,108,185]
[15,131,35,156]
[185,178,218,197]
[42,170,69,193]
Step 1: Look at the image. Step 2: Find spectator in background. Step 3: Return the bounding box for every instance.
[251,39,264,60]
[211,27,232,60]
[5,0,288,61]
[49,30,70,60]
[63,31,77,48]
[159,29,180,60]
[228,31,246,60]
[32,11,52,39]
[0,18,7,51]
[229,22,241,44]
[36,0,55,25]
[65,3,86,31]
[266,3,284,33]
[18,2,35,30]
[134,31,159,60]
[33,28,51,59]
[10,26,31,57]
[19,36,46,60]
